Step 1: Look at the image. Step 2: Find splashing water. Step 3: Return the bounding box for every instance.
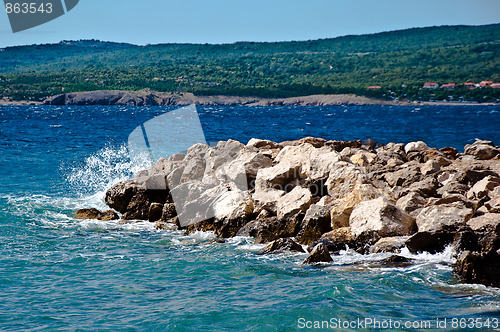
[65,144,152,198]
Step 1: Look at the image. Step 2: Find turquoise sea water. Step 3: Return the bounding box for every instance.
[1,105,500,331]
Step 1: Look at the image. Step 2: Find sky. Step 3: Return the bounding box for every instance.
[1,0,500,48]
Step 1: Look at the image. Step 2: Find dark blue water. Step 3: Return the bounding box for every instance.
[1,105,500,331]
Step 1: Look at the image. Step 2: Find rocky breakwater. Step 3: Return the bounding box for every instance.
[79,138,500,287]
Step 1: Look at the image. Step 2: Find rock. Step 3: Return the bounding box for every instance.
[421,159,440,175]
[396,192,426,215]
[485,197,500,213]
[325,162,370,200]
[467,213,500,231]
[302,243,333,265]
[384,166,421,188]
[180,157,206,183]
[213,190,254,238]
[105,180,137,213]
[455,250,500,287]
[405,231,456,254]
[295,204,332,245]
[350,151,376,167]
[440,147,458,159]
[276,186,313,219]
[349,198,416,238]
[275,143,336,180]
[223,152,273,188]
[326,140,362,152]
[405,141,429,154]
[161,203,177,220]
[255,162,302,193]
[247,138,280,150]
[411,177,439,198]
[236,212,304,244]
[148,203,163,222]
[379,255,412,267]
[311,227,355,253]
[467,175,500,200]
[371,236,409,253]
[259,238,305,254]
[453,229,480,252]
[416,202,474,232]
[330,183,383,229]
[74,208,119,221]
[464,139,500,160]
[374,143,407,165]
[252,189,285,215]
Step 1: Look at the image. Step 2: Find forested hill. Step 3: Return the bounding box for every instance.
[1,24,499,102]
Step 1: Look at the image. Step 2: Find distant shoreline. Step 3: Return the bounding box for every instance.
[1,90,498,107]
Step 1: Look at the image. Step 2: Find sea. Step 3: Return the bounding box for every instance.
[1,105,500,331]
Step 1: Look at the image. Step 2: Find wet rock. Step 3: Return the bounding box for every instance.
[236,212,304,244]
[371,236,409,253]
[302,243,333,265]
[464,139,500,160]
[148,203,163,222]
[349,198,416,238]
[295,204,332,245]
[405,231,456,254]
[455,250,500,287]
[310,227,355,253]
[379,255,412,267]
[259,238,305,254]
[161,203,177,221]
[74,208,119,221]
[105,180,137,213]
[415,201,474,232]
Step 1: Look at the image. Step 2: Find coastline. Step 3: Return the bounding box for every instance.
[1,90,498,107]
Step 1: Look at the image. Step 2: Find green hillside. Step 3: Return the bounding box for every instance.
[1,24,499,102]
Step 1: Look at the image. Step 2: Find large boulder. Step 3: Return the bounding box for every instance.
[295,204,332,245]
[467,213,500,231]
[349,197,416,238]
[325,162,370,200]
[464,139,500,160]
[466,175,500,200]
[416,201,474,232]
[276,186,313,220]
[396,192,426,215]
[330,183,384,229]
[213,190,254,238]
[455,250,500,287]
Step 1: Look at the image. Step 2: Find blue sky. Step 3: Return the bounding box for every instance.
[1,0,499,48]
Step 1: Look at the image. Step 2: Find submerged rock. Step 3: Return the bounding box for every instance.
[259,238,305,254]
[74,208,119,221]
